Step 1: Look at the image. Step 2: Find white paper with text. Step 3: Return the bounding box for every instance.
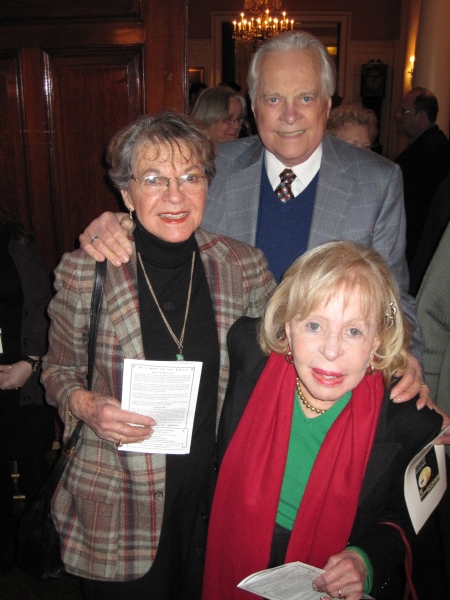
[120,359,202,454]
[404,424,450,533]
[238,562,374,599]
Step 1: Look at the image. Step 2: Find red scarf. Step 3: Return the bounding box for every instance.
[202,352,384,600]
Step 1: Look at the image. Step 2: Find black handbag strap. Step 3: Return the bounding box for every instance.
[61,259,107,457]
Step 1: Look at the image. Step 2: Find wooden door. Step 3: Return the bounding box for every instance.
[0,0,187,271]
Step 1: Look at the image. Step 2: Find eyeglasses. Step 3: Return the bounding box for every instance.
[222,115,245,126]
[131,174,208,196]
[398,107,411,115]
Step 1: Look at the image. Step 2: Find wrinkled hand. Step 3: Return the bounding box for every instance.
[79,211,134,267]
[391,352,427,406]
[312,549,366,600]
[0,360,33,390]
[69,388,155,445]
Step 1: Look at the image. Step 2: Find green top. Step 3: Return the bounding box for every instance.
[276,389,351,529]
[276,389,373,594]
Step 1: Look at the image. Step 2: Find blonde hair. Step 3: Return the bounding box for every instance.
[260,241,410,383]
[326,106,378,146]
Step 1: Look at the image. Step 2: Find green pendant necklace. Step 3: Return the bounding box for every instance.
[137,251,195,361]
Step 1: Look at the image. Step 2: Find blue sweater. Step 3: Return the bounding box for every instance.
[255,164,318,282]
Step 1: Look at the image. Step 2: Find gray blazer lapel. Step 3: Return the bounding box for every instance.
[104,250,145,361]
[227,139,264,246]
[308,135,354,250]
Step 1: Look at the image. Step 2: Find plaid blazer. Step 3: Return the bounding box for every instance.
[42,228,275,581]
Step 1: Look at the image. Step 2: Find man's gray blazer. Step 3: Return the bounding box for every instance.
[202,133,423,358]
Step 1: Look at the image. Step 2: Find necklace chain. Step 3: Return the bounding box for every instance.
[137,251,195,360]
[296,377,328,415]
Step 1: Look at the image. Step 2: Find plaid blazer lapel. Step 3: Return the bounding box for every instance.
[195,229,276,425]
[104,250,145,362]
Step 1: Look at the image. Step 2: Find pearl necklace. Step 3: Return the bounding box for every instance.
[295,377,328,415]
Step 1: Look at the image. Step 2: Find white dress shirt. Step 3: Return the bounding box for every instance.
[265,143,322,196]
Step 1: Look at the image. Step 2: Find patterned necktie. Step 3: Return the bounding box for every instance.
[275,168,297,203]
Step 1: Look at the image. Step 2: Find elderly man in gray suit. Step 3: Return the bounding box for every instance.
[81,31,434,407]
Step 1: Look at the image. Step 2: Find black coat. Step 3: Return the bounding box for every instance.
[408,172,450,296]
[395,125,449,266]
[217,317,443,598]
[8,238,52,406]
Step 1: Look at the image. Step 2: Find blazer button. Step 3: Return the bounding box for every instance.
[196,547,205,555]
[24,396,31,401]
[154,491,164,499]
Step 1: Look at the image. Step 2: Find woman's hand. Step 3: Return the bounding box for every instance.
[312,549,366,600]
[390,351,429,407]
[79,212,134,267]
[0,360,34,390]
[69,388,155,445]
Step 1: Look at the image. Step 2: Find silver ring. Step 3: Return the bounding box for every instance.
[90,235,99,244]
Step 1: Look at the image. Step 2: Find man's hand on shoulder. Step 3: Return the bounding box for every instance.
[79,212,134,266]
[391,352,450,442]
[390,352,426,405]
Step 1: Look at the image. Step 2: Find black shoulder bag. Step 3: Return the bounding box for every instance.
[17,259,107,579]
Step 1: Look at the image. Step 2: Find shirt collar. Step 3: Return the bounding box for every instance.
[265,143,322,195]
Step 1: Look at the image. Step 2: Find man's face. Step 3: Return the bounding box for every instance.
[252,49,332,167]
[395,91,421,140]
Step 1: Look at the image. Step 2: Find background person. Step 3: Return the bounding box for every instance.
[191,85,247,144]
[204,241,443,600]
[395,87,449,267]
[0,211,54,575]
[408,171,450,296]
[42,113,275,600]
[416,219,450,595]
[326,105,378,150]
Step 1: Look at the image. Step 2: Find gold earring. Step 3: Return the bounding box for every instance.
[285,350,294,364]
[129,209,133,220]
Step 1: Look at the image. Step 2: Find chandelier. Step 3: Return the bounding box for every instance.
[233,0,293,47]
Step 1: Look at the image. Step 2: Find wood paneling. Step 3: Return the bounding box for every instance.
[0,52,29,227]
[0,0,141,21]
[46,48,143,257]
[0,0,187,271]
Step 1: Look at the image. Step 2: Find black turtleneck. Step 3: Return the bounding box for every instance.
[133,219,219,594]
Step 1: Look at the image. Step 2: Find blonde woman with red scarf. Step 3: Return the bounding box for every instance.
[203,242,444,600]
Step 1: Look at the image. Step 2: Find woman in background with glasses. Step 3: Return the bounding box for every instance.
[42,112,275,600]
[191,85,247,143]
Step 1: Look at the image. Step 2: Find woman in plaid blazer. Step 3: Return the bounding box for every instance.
[42,113,275,600]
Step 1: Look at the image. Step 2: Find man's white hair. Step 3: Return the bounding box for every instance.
[247,30,336,101]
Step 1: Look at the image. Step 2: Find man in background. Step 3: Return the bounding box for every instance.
[395,87,449,267]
